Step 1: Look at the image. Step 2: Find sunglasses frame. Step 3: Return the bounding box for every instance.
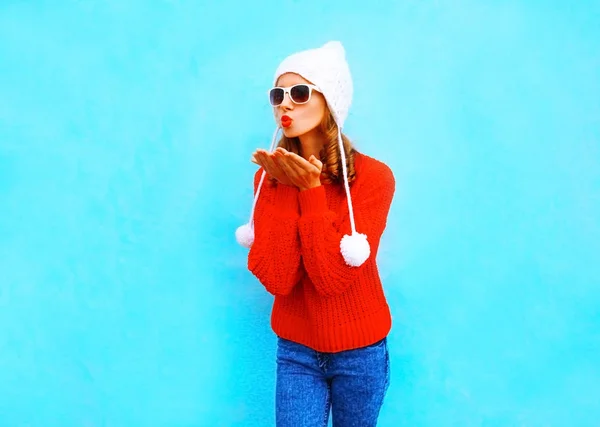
[268,84,321,106]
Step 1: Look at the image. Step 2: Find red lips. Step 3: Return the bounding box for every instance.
[281,115,293,128]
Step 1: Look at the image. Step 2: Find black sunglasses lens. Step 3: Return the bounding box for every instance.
[290,85,310,103]
[270,88,284,105]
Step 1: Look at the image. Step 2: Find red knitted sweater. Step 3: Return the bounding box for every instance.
[247,151,395,353]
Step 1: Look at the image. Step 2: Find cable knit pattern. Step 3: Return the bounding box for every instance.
[247,152,396,352]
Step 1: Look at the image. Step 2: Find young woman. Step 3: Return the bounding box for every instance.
[236,41,396,427]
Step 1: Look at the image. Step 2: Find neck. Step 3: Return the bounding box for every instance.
[298,127,326,160]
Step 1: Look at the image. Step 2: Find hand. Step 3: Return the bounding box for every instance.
[251,149,294,187]
[271,148,323,191]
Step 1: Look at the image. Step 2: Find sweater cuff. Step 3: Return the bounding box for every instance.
[298,185,328,216]
[275,184,300,214]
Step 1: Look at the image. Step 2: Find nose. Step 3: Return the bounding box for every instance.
[278,92,294,111]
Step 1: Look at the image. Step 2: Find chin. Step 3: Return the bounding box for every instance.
[282,127,302,138]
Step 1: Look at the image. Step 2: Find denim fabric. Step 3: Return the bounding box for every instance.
[275,336,390,427]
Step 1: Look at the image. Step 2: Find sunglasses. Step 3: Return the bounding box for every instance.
[268,84,321,106]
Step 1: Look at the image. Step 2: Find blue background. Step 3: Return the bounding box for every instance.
[1,1,599,426]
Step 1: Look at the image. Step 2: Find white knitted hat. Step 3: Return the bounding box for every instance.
[236,41,370,267]
[274,41,353,128]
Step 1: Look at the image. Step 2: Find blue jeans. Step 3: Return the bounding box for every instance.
[275,336,390,427]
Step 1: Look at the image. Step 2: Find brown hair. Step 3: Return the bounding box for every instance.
[269,109,357,185]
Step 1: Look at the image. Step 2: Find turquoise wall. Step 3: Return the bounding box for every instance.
[1,1,598,426]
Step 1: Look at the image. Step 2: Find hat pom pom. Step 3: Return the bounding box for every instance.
[340,233,370,267]
[236,223,254,248]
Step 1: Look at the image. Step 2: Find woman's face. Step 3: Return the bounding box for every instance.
[273,73,327,138]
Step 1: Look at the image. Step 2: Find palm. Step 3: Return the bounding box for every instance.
[252,149,294,186]
[272,148,323,191]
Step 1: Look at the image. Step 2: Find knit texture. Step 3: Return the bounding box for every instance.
[247,152,396,353]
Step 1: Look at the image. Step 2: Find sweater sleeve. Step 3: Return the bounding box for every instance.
[248,169,304,296]
[297,162,395,297]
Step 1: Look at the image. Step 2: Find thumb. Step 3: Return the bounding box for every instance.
[309,155,322,168]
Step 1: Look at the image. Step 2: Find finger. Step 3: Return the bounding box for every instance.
[274,156,303,188]
[273,152,296,175]
[274,148,295,168]
[278,153,306,177]
[257,150,272,164]
[309,155,323,170]
[261,153,282,179]
[256,149,273,164]
[284,151,320,173]
[261,151,278,170]
[253,153,266,169]
[285,151,311,166]
[257,152,272,174]
[255,151,266,165]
